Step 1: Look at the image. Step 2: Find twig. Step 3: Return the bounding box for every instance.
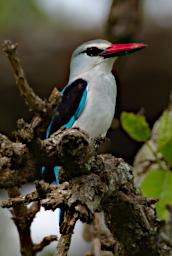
[159,205,172,248]
[48,87,61,109]
[2,40,47,114]
[8,187,38,256]
[93,213,102,256]
[56,211,79,256]
[56,234,73,256]
[87,212,120,256]
[8,186,57,256]
[33,235,58,253]
[92,238,101,256]
[1,40,61,147]
[0,181,52,208]
[146,141,166,170]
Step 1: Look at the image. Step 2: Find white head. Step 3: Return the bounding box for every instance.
[69,39,145,81]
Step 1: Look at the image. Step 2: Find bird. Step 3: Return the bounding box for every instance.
[42,39,146,184]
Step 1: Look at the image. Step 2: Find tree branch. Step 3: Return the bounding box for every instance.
[33,235,57,253]
[8,187,38,256]
[0,40,61,256]
[86,213,117,256]
[1,40,61,144]
[2,40,61,115]
[2,148,168,255]
[106,0,142,41]
[2,40,47,114]
[56,211,79,256]
[0,133,36,188]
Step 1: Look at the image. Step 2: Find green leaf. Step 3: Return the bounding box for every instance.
[121,112,151,142]
[157,111,172,166]
[141,169,172,219]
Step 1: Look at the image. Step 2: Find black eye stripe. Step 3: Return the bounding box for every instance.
[82,47,104,57]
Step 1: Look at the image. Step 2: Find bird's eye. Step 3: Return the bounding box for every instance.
[85,47,103,57]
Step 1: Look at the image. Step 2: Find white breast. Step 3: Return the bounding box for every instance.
[73,72,117,138]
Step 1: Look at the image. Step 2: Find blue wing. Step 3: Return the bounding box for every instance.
[42,78,88,183]
[46,78,87,138]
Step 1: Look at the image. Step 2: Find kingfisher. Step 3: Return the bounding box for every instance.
[42,39,145,184]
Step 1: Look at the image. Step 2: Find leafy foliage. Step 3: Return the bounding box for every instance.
[121,110,172,220]
[157,111,172,167]
[121,112,151,142]
[141,169,172,219]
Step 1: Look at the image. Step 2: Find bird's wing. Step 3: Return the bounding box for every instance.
[46,78,88,138]
[41,78,87,183]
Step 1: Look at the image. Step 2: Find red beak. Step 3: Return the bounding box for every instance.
[100,43,146,58]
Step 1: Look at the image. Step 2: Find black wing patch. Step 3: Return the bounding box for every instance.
[47,78,87,137]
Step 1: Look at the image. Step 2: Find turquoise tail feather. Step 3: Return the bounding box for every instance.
[54,166,59,184]
[54,166,61,224]
[41,165,61,224]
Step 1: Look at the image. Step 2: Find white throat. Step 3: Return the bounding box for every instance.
[68,57,116,84]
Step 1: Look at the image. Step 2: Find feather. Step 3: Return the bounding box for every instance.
[42,78,87,182]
